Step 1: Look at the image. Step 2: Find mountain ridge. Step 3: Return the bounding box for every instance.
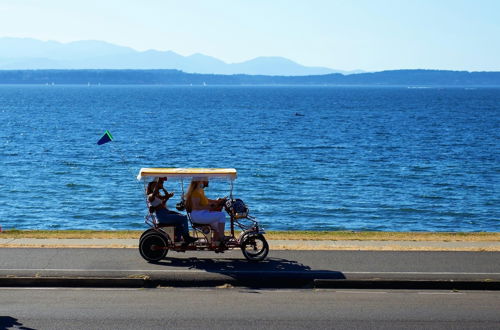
[0,37,355,75]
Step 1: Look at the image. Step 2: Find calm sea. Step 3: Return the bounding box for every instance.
[0,85,498,232]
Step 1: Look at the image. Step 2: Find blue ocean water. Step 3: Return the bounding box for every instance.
[0,85,498,232]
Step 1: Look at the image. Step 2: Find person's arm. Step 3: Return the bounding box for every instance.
[160,190,174,207]
[208,197,226,205]
[152,183,161,196]
[161,188,174,199]
[207,198,226,211]
[148,193,155,203]
[153,178,169,195]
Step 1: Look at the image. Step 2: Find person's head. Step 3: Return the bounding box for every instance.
[187,180,204,192]
[184,179,207,211]
[198,180,209,189]
[146,177,167,194]
[158,177,167,186]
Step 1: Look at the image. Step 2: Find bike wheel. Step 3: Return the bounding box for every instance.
[241,234,269,262]
[139,232,168,262]
[139,228,156,241]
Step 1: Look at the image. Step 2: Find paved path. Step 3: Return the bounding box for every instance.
[1,238,499,250]
[1,247,499,289]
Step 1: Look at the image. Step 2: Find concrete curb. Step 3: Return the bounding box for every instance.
[0,277,146,288]
[1,275,499,290]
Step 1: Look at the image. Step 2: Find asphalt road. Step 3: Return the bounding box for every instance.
[1,287,499,329]
[1,248,499,288]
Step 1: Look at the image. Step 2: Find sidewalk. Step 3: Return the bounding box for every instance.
[1,238,499,251]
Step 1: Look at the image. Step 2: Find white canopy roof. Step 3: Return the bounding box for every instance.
[137,168,237,181]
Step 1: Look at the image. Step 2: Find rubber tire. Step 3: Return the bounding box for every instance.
[241,234,269,262]
[139,228,156,241]
[139,232,168,262]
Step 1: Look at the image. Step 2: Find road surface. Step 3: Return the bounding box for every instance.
[1,287,499,329]
[0,249,499,288]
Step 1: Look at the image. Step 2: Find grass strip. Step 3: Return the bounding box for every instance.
[0,230,499,241]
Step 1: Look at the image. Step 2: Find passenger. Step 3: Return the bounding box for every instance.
[185,179,227,245]
[147,178,197,245]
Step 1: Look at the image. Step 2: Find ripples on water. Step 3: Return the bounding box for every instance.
[0,85,498,232]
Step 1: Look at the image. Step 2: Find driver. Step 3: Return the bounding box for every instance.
[147,178,197,245]
[185,179,227,246]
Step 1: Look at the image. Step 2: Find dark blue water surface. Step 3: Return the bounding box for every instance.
[0,85,498,231]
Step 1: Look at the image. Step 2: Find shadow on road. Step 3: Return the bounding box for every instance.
[151,256,345,286]
[0,316,36,330]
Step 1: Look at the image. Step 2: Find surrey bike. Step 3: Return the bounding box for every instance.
[137,168,269,262]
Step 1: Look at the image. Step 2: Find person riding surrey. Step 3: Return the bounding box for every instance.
[147,178,197,244]
[185,179,227,245]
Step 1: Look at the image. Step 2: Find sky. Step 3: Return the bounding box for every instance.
[0,0,499,71]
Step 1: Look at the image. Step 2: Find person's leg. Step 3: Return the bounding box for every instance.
[191,210,224,241]
[211,212,226,242]
[216,212,226,239]
[218,222,225,239]
[170,214,189,239]
[181,216,190,237]
[169,214,197,243]
[157,210,192,241]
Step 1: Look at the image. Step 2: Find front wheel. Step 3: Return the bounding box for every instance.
[139,232,168,262]
[241,234,269,262]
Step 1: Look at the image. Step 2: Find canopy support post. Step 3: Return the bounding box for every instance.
[181,178,185,200]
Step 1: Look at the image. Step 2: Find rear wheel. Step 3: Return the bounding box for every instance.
[241,234,269,262]
[139,232,168,262]
[139,228,156,241]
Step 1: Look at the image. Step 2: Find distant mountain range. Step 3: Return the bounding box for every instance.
[0,69,499,86]
[0,37,361,76]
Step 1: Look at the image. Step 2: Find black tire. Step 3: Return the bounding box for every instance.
[139,228,156,241]
[139,232,168,262]
[241,234,269,262]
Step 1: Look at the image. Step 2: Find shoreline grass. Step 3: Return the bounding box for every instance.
[0,230,499,241]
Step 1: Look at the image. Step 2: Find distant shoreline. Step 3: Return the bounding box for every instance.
[1,69,500,86]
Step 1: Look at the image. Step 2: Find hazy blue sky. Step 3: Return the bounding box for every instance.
[1,0,499,71]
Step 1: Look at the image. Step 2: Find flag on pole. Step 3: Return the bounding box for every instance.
[97,130,113,145]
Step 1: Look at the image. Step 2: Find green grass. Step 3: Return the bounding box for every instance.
[1,230,499,241]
